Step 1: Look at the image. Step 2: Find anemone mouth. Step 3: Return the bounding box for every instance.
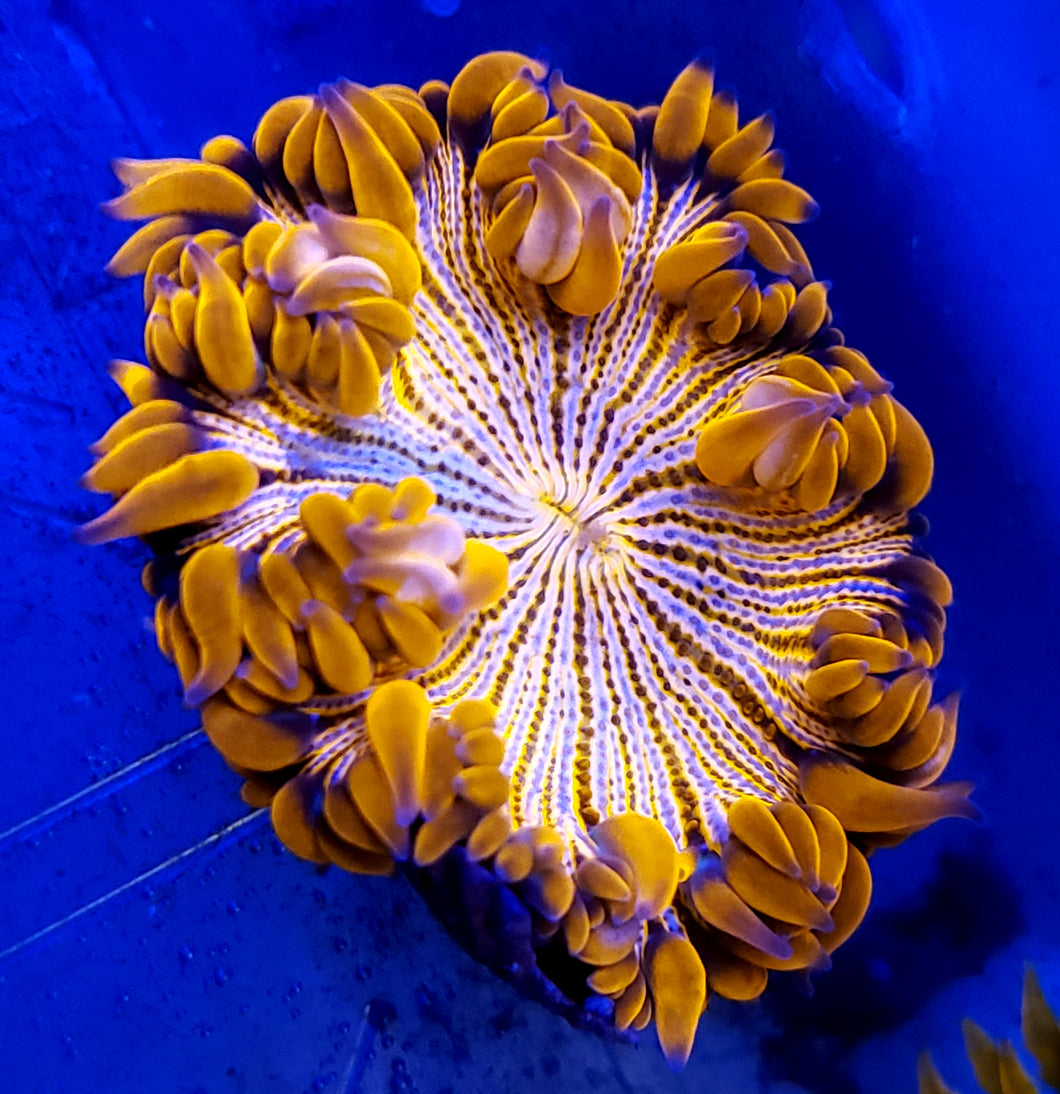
[81,50,973,1068]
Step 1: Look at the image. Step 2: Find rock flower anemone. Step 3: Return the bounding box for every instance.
[79,50,976,1067]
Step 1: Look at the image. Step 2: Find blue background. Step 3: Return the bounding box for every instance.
[0,0,1058,1090]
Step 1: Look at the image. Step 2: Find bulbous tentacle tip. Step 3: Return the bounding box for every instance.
[723,178,820,225]
[679,796,873,985]
[185,241,264,396]
[693,371,844,507]
[366,679,431,827]
[271,768,330,864]
[80,420,203,495]
[178,542,243,706]
[650,57,716,189]
[546,194,624,315]
[644,929,707,1070]
[317,82,420,240]
[447,51,548,153]
[201,133,266,195]
[798,750,980,832]
[590,813,680,923]
[74,450,260,546]
[547,69,638,158]
[201,699,313,772]
[104,358,191,406]
[102,160,263,223]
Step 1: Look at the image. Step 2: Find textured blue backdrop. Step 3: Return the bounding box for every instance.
[1,1,1057,1091]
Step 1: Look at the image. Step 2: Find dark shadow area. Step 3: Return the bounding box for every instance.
[759,833,1026,1093]
[833,0,905,98]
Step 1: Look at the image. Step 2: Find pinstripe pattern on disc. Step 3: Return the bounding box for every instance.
[204,144,915,850]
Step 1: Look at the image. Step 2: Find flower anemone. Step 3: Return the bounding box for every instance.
[79,50,976,1068]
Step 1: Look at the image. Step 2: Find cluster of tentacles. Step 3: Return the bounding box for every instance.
[919,967,1060,1094]
[80,51,976,1067]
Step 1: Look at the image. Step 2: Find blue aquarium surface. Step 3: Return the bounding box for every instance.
[1,0,1058,1091]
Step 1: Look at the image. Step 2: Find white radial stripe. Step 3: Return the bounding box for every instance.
[522,542,578,823]
[413,279,534,478]
[540,547,582,832]
[580,561,632,823]
[627,549,784,700]
[420,515,559,697]
[589,558,684,837]
[505,547,569,825]
[417,161,547,486]
[605,553,789,812]
[616,548,793,787]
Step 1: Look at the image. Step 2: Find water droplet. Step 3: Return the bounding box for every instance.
[366,998,396,1030]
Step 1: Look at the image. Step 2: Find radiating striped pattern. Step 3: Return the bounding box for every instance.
[204,144,917,849]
